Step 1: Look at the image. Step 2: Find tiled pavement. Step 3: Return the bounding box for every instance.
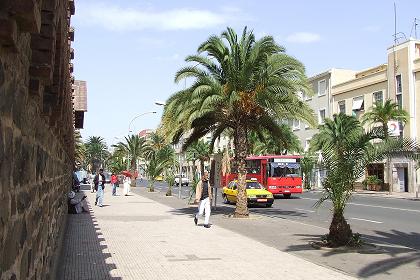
[58,185,357,280]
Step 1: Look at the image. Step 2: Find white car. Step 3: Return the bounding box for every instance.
[174,174,190,186]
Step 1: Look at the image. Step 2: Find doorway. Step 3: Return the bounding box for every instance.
[396,167,409,192]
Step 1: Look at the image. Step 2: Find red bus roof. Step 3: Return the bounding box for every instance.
[246,155,302,160]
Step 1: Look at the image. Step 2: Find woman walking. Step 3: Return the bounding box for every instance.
[123,174,131,196]
[111,173,118,196]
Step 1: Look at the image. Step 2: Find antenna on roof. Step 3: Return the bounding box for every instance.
[410,18,419,39]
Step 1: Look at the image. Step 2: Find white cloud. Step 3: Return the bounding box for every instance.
[286,32,321,43]
[76,3,237,31]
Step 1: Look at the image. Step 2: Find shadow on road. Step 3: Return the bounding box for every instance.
[285,230,420,278]
[57,191,121,279]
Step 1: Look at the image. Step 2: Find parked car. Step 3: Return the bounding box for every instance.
[174,174,189,186]
[222,179,274,207]
[155,175,164,181]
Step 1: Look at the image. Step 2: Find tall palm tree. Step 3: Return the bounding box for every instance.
[186,140,211,175]
[85,136,108,172]
[249,124,302,155]
[112,135,146,188]
[143,131,166,159]
[162,27,316,217]
[361,99,409,139]
[300,151,316,189]
[311,113,419,247]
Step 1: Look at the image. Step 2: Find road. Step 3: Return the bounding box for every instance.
[136,179,420,251]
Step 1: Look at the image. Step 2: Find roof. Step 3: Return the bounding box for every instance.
[72,80,87,112]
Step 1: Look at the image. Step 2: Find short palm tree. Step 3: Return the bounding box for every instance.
[145,145,177,192]
[186,140,211,175]
[300,151,316,189]
[312,113,419,247]
[162,27,316,217]
[361,99,409,139]
[85,136,108,172]
[112,135,146,188]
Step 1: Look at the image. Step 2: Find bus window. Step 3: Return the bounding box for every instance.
[246,160,261,174]
[269,163,301,178]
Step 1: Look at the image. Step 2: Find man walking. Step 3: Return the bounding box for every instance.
[111,173,118,196]
[194,170,212,228]
[94,169,106,207]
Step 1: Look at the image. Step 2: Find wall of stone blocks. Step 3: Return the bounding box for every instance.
[0,0,76,279]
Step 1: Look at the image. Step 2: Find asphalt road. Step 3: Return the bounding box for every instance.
[136,179,420,251]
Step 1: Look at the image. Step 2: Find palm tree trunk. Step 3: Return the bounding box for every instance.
[200,160,204,176]
[130,159,136,188]
[149,180,155,192]
[328,211,353,247]
[234,125,249,218]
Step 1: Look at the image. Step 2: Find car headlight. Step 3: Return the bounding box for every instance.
[268,186,277,189]
[248,195,256,198]
[267,193,273,198]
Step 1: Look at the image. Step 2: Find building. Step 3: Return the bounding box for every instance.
[73,80,88,129]
[330,38,420,193]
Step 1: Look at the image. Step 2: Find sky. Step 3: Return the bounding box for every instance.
[72,0,420,146]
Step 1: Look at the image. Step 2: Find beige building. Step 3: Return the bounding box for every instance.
[331,39,420,193]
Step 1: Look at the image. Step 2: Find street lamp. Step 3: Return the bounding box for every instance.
[128,111,157,133]
[155,101,166,106]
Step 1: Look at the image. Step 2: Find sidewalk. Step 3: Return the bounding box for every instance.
[58,185,357,280]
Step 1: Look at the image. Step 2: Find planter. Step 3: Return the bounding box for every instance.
[368,184,381,191]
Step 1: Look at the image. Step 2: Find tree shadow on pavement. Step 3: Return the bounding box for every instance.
[57,193,121,280]
[285,230,420,278]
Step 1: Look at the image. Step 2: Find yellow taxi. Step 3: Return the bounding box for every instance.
[222,179,274,207]
[155,175,164,181]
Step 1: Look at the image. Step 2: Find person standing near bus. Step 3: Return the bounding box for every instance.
[194,170,212,228]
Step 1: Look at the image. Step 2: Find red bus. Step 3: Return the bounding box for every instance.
[222,155,303,198]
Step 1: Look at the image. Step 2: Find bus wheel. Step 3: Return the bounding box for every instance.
[223,195,229,204]
[283,194,291,199]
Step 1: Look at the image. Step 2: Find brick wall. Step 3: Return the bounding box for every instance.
[0,0,76,279]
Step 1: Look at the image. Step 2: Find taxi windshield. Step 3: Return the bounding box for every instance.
[246,182,264,189]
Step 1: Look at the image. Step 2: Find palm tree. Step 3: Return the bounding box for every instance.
[311,113,419,247]
[162,27,316,217]
[300,151,316,189]
[186,140,211,175]
[361,100,409,191]
[85,136,108,172]
[143,132,166,159]
[145,145,177,192]
[249,124,302,155]
[112,135,146,188]
[74,130,86,166]
[361,99,409,139]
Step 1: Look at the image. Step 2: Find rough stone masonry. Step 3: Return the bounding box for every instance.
[0,0,77,279]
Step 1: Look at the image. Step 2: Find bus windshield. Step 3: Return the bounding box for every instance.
[269,163,301,178]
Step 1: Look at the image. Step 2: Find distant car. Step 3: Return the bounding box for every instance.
[155,175,164,181]
[174,174,189,186]
[222,179,274,207]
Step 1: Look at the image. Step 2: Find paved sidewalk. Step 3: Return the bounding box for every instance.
[58,186,357,280]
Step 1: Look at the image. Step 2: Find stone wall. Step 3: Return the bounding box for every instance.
[0,0,76,279]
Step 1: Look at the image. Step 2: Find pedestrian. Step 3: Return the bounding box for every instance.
[194,170,212,228]
[94,168,106,207]
[111,173,118,196]
[67,191,89,214]
[123,174,131,196]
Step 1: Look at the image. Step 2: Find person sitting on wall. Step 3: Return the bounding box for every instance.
[67,191,89,214]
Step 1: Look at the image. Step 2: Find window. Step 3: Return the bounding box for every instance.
[293,119,300,131]
[318,80,327,96]
[373,91,383,105]
[396,93,402,110]
[318,109,326,124]
[338,101,346,114]
[396,75,402,93]
[352,97,364,112]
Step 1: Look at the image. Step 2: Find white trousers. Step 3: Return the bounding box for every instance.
[196,197,211,225]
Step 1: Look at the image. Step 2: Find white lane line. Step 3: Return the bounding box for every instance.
[301,198,420,213]
[295,208,316,213]
[350,217,383,224]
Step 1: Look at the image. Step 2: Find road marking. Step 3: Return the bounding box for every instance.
[301,198,420,213]
[350,217,383,224]
[295,208,315,213]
